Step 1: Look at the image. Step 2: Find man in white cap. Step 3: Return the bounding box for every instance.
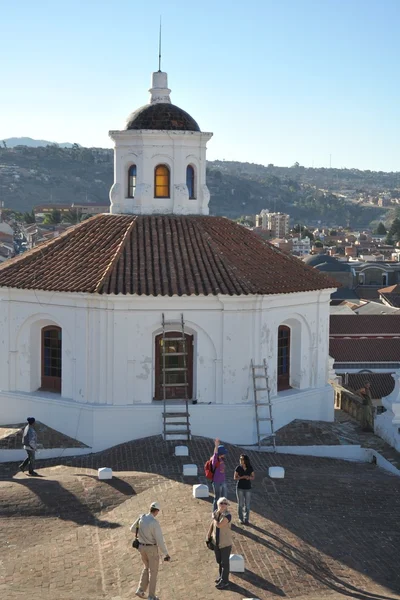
[130,501,170,600]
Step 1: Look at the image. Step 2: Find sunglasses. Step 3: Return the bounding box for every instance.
[220,502,228,505]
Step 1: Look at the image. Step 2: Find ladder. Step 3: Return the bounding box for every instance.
[161,313,191,441]
[251,358,275,451]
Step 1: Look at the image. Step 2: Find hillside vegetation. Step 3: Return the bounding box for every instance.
[0,145,397,227]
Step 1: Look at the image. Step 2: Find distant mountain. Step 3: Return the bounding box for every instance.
[2,137,80,149]
[0,144,394,227]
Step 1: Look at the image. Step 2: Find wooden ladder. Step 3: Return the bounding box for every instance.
[251,358,275,451]
[162,313,191,441]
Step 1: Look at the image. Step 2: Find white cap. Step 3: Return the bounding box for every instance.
[150,501,161,511]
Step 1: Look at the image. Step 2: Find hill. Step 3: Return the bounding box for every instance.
[2,137,78,148]
[0,145,396,227]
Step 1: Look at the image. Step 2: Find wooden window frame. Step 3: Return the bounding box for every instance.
[128,164,137,198]
[154,164,170,198]
[277,325,291,391]
[186,165,195,199]
[154,331,193,400]
[41,325,62,393]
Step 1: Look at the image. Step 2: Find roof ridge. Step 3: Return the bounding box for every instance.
[95,217,137,293]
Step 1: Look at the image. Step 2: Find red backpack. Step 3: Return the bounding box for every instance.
[204,456,219,481]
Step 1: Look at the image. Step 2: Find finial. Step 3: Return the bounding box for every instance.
[158,16,162,72]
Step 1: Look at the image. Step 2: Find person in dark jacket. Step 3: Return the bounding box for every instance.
[234,454,255,524]
[19,417,39,476]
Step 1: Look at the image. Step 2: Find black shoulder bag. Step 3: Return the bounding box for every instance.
[132,516,141,549]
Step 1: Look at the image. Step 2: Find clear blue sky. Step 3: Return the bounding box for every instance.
[0,0,399,171]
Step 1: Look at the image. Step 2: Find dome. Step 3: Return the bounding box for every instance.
[126,103,200,132]
[303,254,340,267]
[314,261,351,273]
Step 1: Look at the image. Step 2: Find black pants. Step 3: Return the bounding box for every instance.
[214,545,231,583]
[20,450,35,473]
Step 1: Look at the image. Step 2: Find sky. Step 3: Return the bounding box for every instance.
[0,0,399,171]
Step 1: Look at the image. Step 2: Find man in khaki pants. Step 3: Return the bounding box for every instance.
[131,502,170,600]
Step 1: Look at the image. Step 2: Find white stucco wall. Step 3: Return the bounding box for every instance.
[0,288,334,451]
[108,130,212,216]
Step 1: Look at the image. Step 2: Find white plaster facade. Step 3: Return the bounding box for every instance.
[0,287,334,452]
[375,372,400,452]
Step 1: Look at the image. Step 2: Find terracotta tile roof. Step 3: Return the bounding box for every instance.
[330,315,400,336]
[329,338,400,362]
[344,373,395,400]
[379,284,400,294]
[0,214,337,296]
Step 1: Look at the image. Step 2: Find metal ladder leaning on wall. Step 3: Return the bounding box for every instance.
[251,358,276,451]
[161,313,191,441]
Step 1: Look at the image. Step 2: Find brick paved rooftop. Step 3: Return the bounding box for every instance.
[1,435,399,600]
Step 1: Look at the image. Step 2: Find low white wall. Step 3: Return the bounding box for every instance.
[0,383,334,454]
[0,447,92,463]
[242,444,368,462]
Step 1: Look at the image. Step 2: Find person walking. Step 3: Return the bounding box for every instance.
[357,381,374,432]
[206,497,232,589]
[19,417,39,476]
[131,501,170,600]
[234,454,255,524]
[211,438,228,512]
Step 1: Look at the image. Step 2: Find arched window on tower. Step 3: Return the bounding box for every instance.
[186,165,195,199]
[277,325,291,391]
[128,164,137,198]
[155,165,170,198]
[41,326,62,393]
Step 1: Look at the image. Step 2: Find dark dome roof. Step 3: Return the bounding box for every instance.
[303,254,340,267]
[126,103,200,132]
[314,261,351,273]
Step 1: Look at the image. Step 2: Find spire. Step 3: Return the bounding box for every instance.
[149,17,171,104]
[149,71,171,104]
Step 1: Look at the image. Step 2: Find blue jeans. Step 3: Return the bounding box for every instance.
[212,481,228,511]
[236,488,251,522]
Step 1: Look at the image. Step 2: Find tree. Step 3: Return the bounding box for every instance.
[314,240,323,248]
[43,209,62,225]
[387,217,400,242]
[23,209,36,224]
[329,229,337,236]
[63,208,81,224]
[375,222,387,235]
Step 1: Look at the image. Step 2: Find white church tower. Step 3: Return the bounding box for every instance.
[109,71,213,216]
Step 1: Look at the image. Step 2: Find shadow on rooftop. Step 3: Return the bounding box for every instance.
[8,477,122,530]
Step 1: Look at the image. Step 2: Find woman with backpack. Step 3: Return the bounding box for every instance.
[234,454,254,525]
[206,496,232,589]
[210,438,228,512]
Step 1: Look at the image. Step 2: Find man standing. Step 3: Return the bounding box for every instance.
[357,382,374,432]
[19,417,39,476]
[131,501,170,600]
[212,438,228,512]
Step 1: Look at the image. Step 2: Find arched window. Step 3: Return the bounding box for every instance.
[186,165,195,199]
[41,326,62,393]
[128,164,137,198]
[277,325,291,391]
[154,164,170,198]
[154,332,193,400]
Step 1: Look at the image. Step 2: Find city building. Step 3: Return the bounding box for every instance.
[255,210,289,237]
